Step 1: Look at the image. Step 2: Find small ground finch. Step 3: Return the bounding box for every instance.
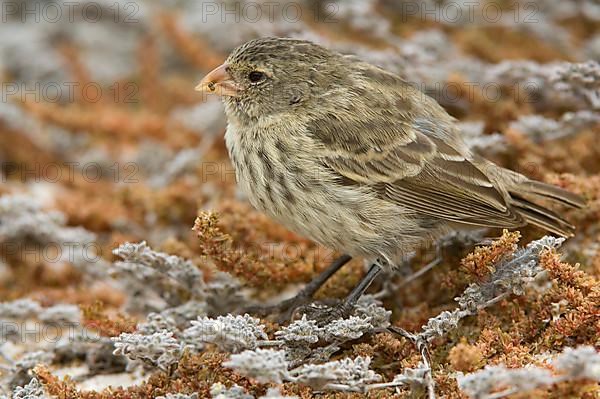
[196,38,585,319]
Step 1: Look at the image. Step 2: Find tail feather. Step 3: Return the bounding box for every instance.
[508,180,585,238]
[510,195,576,237]
[517,180,586,209]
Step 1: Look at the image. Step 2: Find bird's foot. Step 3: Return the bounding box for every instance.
[298,300,354,327]
[243,292,315,324]
[244,255,354,323]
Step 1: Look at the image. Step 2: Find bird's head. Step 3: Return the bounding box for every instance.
[196,37,348,121]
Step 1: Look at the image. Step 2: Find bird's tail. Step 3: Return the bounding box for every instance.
[506,176,586,237]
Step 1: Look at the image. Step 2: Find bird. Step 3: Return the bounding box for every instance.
[195,37,585,321]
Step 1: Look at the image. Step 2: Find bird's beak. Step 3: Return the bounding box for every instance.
[195,63,241,97]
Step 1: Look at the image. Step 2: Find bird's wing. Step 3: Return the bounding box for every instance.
[307,68,523,227]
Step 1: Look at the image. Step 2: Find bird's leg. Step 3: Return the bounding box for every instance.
[342,262,383,309]
[303,261,383,326]
[244,254,352,320]
[297,254,353,299]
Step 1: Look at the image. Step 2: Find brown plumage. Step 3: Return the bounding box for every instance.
[196,37,585,271]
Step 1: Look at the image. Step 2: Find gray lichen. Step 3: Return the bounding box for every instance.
[457,345,600,398]
[223,349,289,384]
[112,331,183,371]
[290,356,382,391]
[510,111,600,142]
[157,393,200,399]
[210,383,253,399]
[11,378,47,399]
[0,195,102,276]
[259,388,299,399]
[553,346,600,381]
[275,315,321,345]
[421,236,564,342]
[113,241,205,295]
[322,316,373,341]
[183,314,268,353]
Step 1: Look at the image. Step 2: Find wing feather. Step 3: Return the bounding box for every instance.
[305,63,523,227]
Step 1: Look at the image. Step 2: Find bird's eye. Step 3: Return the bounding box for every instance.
[248,71,265,83]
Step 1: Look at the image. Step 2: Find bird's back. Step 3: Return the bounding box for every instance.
[306,57,586,238]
